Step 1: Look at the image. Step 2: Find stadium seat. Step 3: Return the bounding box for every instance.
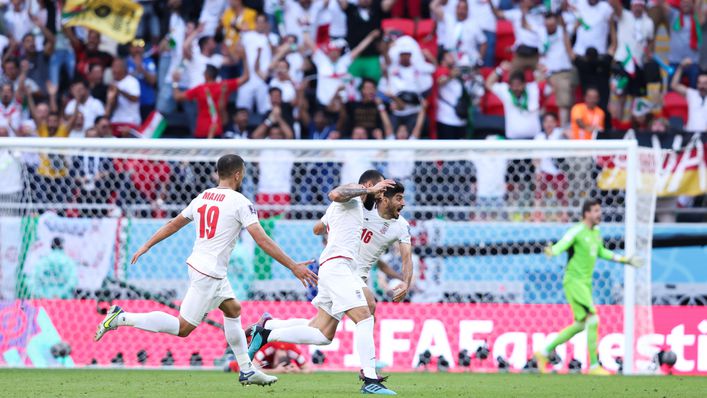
[481,91,505,116]
[495,20,515,64]
[382,18,415,36]
[415,19,437,59]
[662,92,688,126]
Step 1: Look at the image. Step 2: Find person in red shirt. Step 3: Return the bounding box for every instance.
[65,29,114,80]
[172,63,249,138]
[229,342,311,373]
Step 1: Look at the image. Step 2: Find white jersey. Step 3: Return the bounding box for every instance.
[181,188,259,279]
[322,206,411,280]
[318,197,363,265]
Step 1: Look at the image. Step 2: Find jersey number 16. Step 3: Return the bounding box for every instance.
[197,204,220,239]
[361,228,373,244]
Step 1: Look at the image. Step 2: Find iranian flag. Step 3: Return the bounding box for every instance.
[135,111,167,139]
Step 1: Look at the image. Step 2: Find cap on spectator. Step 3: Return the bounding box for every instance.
[324,39,348,53]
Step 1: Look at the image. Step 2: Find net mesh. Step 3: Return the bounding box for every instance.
[0,140,657,372]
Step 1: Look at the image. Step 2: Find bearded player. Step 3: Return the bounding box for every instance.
[534,199,643,375]
[247,170,400,395]
[248,180,413,348]
[94,154,317,386]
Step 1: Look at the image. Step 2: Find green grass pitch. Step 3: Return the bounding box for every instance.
[2,369,706,397]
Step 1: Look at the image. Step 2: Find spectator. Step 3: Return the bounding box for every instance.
[32,109,78,204]
[570,87,605,139]
[384,36,435,132]
[156,0,187,115]
[72,127,115,216]
[533,113,568,221]
[435,51,469,139]
[310,30,380,110]
[87,64,108,104]
[2,59,39,94]
[671,59,707,132]
[338,78,390,137]
[268,59,298,106]
[305,108,337,139]
[608,0,655,120]
[239,14,274,116]
[50,23,76,88]
[341,0,396,81]
[255,120,295,219]
[94,116,114,138]
[199,0,228,36]
[137,1,162,46]
[0,83,21,134]
[571,0,614,57]
[491,0,545,72]
[183,33,225,89]
[574,47,612,111]
[339,126,379,184]
[469,0,500,67]
[253,87,296,138]
[656,0,703,87]
[4,0,32,43]
[126,39,158,120]
[540,12,575,126]
[221,0,257,50]
[223,108,252,139]
[484,62,542,139]
[66,29,114,80]
[387,102,425,205]
[246,342,311,373]
[106,59,141,133]
[431,0,487,67]
[20,15,55,96]
[283,0,326,44]
[173,64,249,138]
[65,79,105,135]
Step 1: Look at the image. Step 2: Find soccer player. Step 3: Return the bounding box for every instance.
[94,154,317,386]
[534,199,642,375]
[248,171,400,395]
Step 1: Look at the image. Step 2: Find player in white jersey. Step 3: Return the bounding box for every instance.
[93,154,317,386]
[247,173,412,395]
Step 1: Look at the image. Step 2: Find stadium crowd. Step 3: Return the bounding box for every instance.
[0,0,705,219]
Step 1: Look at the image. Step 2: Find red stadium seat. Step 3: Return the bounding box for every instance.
[382,18,415,36]
[415,19,437,59]
[495,20,515,65]
[481,91,505,116]
[662,92,688,125]
[543,93,559,117]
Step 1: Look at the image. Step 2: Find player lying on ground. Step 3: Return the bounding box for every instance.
[248,170,401,395]
[534,198,643,375]
[94,154,317,386]
[247,180,413,347]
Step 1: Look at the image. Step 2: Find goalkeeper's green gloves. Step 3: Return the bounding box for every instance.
[543,244,554,257]
[616,255,645,268]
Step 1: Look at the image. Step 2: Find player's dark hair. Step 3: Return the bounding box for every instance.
[217,154,245,179]
[383,180,405,198]
[582,199,601,217]
[509,70,526,84]
[358,169,384,185]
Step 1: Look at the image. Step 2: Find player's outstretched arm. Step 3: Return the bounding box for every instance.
[328,179,396,203]
[392,243,414,303]
[247,223,318,287]
[545,226,581,257]
[600,246,644,267]
[131,215,191,264]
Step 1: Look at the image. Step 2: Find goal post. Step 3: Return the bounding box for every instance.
[0,137,657,372]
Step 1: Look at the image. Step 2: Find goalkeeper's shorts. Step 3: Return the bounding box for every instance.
[563,280,596,322]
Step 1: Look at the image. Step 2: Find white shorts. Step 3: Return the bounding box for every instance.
[311,258,368,321]
[180,266,236,327]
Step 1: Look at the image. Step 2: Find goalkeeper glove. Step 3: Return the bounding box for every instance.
[617,255,644,268]
[543,244,554,257]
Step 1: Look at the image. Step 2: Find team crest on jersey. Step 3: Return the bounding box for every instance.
[355,290,362,300]
[380,222,389,235]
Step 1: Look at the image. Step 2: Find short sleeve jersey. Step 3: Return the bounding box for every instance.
[181,188,259,278]
[551,223,615,284]
[318,197,363,265]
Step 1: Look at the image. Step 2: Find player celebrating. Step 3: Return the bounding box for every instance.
[94,154,317,386]
[535,199,642,375]
[248,180,413,350]
[248,171,399,395]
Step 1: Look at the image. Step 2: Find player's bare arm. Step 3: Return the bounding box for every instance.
[247,223,318,287]
[392,243,414,303]
[328,179,395,203]
[313,221,327,236]
[376,258,404,281]
[131,215,192,264]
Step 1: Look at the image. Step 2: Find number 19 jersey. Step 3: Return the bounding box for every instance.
[181,187,259,279]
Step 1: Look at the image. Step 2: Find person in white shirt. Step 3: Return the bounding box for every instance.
[65,80,105,134]
[106,58,141,128]
[608,0,655,118]
[246,172,401,394]
[156,0,187,114]
[468,0,500,66]
[533,113,569,220]
[540,12,576,126]
[95,154,316,386]
[431,0,488,66]
[198,0,227,36]
[268,59,298,104]
[255,125,295,219]
[387,102,425,205]
[485,61,542,139]
[284,0,326,44]
[183,34,225,89]
[572,0,614,56]
[491,0,545,71]
[0,83,21,134]
[239,14,274,116]
[671,59,707,133]
[4,0,31,42]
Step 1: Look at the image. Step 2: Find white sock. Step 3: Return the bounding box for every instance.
[356,316,377,379]
[117,311,179,335]
[268,325,331,345]
[224,316,253,372]
[264,318,309,329]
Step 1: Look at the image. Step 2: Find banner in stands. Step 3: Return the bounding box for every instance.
[1,300,705,375]
[62,0,143,44]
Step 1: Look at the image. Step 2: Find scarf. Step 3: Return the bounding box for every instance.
[673,11,702,51]
[510,88,528,111]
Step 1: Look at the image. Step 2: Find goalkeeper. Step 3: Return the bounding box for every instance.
[535,199,642,375]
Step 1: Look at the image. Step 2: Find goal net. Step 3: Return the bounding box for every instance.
[0,138,656,373]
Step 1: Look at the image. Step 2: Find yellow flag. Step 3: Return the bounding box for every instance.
[62,0,144,44]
